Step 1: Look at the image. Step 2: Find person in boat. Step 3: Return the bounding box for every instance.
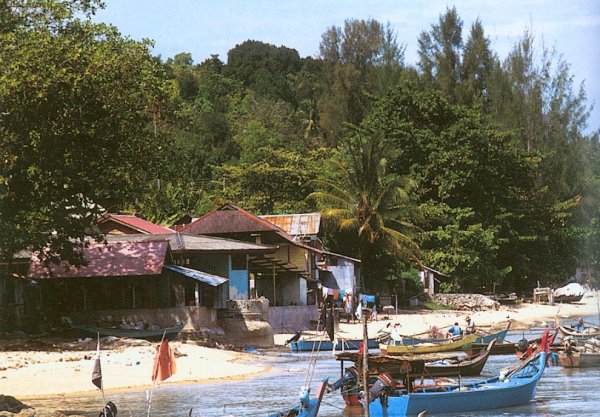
[447,322,463,338]
[465,316,476,334]
[574,317,586,332]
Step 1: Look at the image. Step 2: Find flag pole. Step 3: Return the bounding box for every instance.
[146,330,167,417]
[97,333,106,407]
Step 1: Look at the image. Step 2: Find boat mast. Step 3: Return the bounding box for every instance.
[362,311,370,417]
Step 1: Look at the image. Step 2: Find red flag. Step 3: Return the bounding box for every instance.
[151,340,177,382]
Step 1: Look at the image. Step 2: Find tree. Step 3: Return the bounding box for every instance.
[225,40,301,104]
[461,19,497,107]
[309,124,421,289]
[0,0,168,265]
[417,7,464,100]
[318,18,404,144]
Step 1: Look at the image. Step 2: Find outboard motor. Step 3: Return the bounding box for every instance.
[366,372,396,403]
[328,366,359,392]
[99,401,117,417]
[517,338,529,353]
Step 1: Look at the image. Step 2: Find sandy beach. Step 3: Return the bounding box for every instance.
[1,292,598,400]
[0,340,270,399]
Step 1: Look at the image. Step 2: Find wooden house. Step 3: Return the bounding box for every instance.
[260,212,362,296]
[179,204,322,308]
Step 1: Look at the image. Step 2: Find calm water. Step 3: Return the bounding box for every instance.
[27,317,600,417]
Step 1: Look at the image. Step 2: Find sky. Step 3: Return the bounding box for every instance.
[94,0,600,132]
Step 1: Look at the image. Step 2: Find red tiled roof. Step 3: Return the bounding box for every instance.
[29,240,169,278]
[100,214,174,234]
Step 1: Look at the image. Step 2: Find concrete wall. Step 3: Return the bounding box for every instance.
[71,306,218,330]
[328,258,356,291]
[268,305,319,333]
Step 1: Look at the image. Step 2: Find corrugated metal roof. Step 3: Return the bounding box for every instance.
[180,204,278,234]
[180,204,322,253]
[29,240,169,278]
[163,264,228,286]
[99,214,174,234]
[104,233,276,253]
[260,213,321,236]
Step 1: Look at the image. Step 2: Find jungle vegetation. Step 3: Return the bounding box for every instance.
[2,1,598,292]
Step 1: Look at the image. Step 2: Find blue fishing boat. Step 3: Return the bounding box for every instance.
[290,338,379,352]
[367,350,547,416]
[268,378,328,417]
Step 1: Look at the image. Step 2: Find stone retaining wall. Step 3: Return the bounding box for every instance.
[431,293,499,311]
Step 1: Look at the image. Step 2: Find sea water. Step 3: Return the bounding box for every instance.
[26,316,600,417]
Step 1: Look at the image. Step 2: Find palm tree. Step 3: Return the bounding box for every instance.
[309,129,421,287]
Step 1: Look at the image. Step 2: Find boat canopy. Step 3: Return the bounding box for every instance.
[164,264,228,287]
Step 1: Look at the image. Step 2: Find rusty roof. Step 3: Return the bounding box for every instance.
[29,240,169,279]
[180,204,321,253]
[98,214,174,235]
[259,213,321,236]
[180,204,278,234]
[104,233,276,253]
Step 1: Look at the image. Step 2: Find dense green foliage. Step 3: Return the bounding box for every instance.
[0,0,168,265]
[2,2,598,291]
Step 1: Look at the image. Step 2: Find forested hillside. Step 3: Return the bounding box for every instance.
[2,1,598,293]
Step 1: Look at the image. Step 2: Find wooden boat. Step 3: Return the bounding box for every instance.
[492,293,519,305]
[558,324,600,340]
[290,337,379,352]
[63,317,184,341]
[425,340,495,377]
[558,337,600,368]
[267,378,328,417]
[368,350,547,416]
[333,352,451,407]
[381,334,477,355]
[395,321,510,346]
[559,351,600,368]
[463,341,519,356]
[553,293,585,303]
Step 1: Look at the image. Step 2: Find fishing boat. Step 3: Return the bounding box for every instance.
[368,350,547,416]
[558,337,600,368]
[380,334,477,355]
[425,340,495,377]
[268,378,328,417]
[388,321,511,346]
[63,317,184,341]
[558,324,600,340]
[290,337,379,352]
[493,293,519,305]
[463,341,519,356]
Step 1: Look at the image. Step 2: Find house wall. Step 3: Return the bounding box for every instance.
[280,274,307,306]
[71,306,218,330]
[267,305,319,333]
[327,258,356,291]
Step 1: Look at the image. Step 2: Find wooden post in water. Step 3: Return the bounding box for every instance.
[362,311,370,417]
